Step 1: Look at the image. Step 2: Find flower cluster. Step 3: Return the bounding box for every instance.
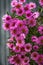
[2,0,43,65]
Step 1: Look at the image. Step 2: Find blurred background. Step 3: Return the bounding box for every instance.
[0,0,11,65]
[0,0,39,65]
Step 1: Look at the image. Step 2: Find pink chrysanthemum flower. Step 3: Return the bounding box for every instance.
[20,33,26,39]
[32,11,40,19]
[2,22,10,30]
[25,43,32,52]
[11,0,17,7]
[23,57,30,64]
[38,36,43,45]
[20,54,25,60]
[25,63,30,65]
[21,26,29,35]
[24,4,30,12]
[28,17,36,27]
[16,36,25,47]
[26,11,32,19]
[16,8,24,16]
[16,55,23,65]
[13,45,20,53]
[7,37,14,42]
[8,56,15,64]
[19,0,26,3]
[10,55,22,65]
[39,0,43,7]
[36,55,43,65]
[11,7,16,13]
[2,14,11,22]
[31,36,38,43]
[23,19,30,26]
[20,45,26,54]
[31,52,39,60]
[15,3,22,9]
[33,45,39,51]
[38,25,43,35]
[7,43,14,49]
[10,26,20,37]
[16,20,24,28]
[10,18,18,29]
[29,2,36,9]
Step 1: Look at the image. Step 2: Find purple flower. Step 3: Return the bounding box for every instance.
[39,0,43,7]
[38,25,43,35]
[32,11,40,19]
[7,37,14,42]
[25,63,30,65]
[31,36,38,43]
[11,54,22,65]
[10,26,20,37]
[33,45,39,51]
[36,55,43,65]
[13,45,20,53]
[11,7,16,13]
[8,56,15,64]
[20,33,26,39]
[11,0,17,7]
[20,54,25,60]
[38,36,43,45]
[28,17,36,27]
[15,3,22,9]
[7,43,14,49]
[10,18,18,29]
[25,43,32,52]
[31,52,39,60]
[16,7,24,16]
[15,54,24,65]
[24,4,30,12]
[16,20,24,28]
[23,19,30,26]
[20,45,26,54]
[26,11,32,19]
[19,0,26,3]
[2,22,10,30]
[23,57,30,64]
[21,26,29,35]
[29,2,36,9]
[16,36,25,47]
[2,14,11,22]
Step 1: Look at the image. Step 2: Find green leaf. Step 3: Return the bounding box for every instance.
[7,11,10,15]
